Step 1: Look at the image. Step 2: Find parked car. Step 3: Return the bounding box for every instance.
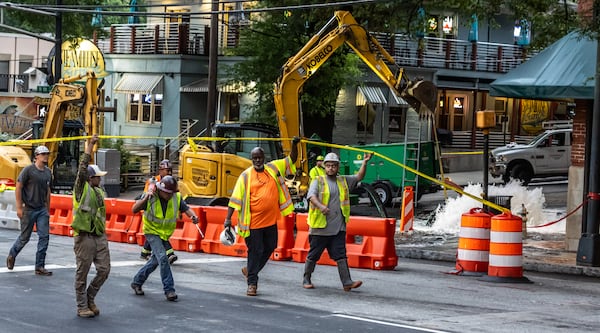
[489,121,572,184]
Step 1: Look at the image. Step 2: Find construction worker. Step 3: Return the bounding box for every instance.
[7,145,52,276]
[309,155,325,181]
[302,151,371,291]
[224,137,300,296]
[130,175,199,301]
[71,134,110,318]
[140,159,178,264]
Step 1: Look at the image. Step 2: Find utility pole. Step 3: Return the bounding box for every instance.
[206,0,219,130]
[53,0,62,84]
[577,0,600,266]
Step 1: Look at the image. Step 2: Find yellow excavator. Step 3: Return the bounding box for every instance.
[179,10,437,209]
[0,71,112,191]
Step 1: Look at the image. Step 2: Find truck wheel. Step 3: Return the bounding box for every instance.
[510,164,533,185]
[373,183,393,206]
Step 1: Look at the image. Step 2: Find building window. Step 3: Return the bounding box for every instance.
[389,107,403,133]
[128,93,162,124]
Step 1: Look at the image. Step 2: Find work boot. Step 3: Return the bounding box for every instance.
[88,302,100,316]
[303,259,316,289]
[140,251,150,260]
[246,284,257,296]
[165,291,178,301]
[35,267,53,276]
[130,283,144,296]
[336,259,362,292]
[77,308,95,318]
[6,255,14,270]
[168,253,178,265]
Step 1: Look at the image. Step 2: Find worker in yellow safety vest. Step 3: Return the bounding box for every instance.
[140,159,178,264]
[225,137,300,297]
[303,151,371,292]
[309,155,325,181]
[130,175,199,302]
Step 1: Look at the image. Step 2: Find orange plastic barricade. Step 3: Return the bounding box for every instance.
[345,216,398,270]
[292,214,397,270]
[291,213,336,265]
[170,206,205,252]
[104,198,138,243]
[271,213,295,261]
[482,212,531,283]
[454,208,491,276]
[200,206,247,257]
[49,194,74,237]
[399,186,414,232]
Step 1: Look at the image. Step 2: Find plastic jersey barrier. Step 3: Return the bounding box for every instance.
[292,213,398,270]
[0,189,20,230]
[169,205,205,252]
[49,194,74,236]
[201,206,247,257]
[104,198,139,243]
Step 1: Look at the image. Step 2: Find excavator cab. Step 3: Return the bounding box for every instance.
[32,118,83,192]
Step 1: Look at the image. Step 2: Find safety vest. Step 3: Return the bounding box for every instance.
[71,182,106,235]
[142,192,181,241]
[309,165,325,180]
[229,156,295,238]
[307,176,350,229]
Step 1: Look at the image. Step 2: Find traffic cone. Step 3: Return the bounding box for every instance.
[399,186,414,233]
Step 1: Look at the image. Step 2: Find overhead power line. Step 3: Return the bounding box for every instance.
[1,0,386,18]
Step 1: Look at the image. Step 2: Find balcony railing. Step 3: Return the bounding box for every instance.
[95,22,532,74]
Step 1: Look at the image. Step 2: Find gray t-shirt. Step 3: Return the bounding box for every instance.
[306,175,358,236]
[18,164,52,210]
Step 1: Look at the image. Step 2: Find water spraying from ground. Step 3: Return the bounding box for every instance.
[419,180,566,235]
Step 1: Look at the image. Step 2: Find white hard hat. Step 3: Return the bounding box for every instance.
[323,152,339,163]
[34,145,50,155]
[220,226,236,246]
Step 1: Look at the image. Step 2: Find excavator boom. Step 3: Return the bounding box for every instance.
[274,10,437,174]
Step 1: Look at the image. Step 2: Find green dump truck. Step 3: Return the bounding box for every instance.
[338,141,439,206]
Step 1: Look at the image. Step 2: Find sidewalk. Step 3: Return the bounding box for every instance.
[395,171,600,278]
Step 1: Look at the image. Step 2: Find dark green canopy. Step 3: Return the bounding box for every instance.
[490,32,596,99]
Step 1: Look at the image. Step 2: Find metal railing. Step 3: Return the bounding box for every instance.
[95,22,533,74]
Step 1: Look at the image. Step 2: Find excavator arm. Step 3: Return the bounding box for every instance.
[42,71,100,168]
[274,10,437,173]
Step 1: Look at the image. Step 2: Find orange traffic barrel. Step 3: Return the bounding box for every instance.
[455,208,491,276]
[482,212,531,283]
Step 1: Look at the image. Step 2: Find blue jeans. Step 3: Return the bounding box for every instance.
[9,207,50,269]
[132,234,175,294]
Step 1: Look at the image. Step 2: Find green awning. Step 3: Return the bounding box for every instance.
[490,32,596,100]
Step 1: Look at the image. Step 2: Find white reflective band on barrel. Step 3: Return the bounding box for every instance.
[490,231,522,243]
[457,249,489,262]
[459,227,490,239]
[489,254,522,267]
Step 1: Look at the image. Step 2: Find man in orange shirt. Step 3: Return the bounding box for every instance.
[225,137,300,296]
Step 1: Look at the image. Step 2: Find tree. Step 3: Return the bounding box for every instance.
[0,0,137,39]
[229,0,580,142]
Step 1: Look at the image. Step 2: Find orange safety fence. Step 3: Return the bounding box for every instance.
[49,194,74,237]
[292,213,398,270]
[169,205,206,252]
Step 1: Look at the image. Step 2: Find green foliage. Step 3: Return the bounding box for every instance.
[0,0,139,39]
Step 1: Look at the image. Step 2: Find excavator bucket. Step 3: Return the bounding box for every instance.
[401,80,438,118]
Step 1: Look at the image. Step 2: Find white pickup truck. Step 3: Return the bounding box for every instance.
[489,121,572,184]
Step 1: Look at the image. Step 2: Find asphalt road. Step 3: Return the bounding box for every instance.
[2,219,599,333]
